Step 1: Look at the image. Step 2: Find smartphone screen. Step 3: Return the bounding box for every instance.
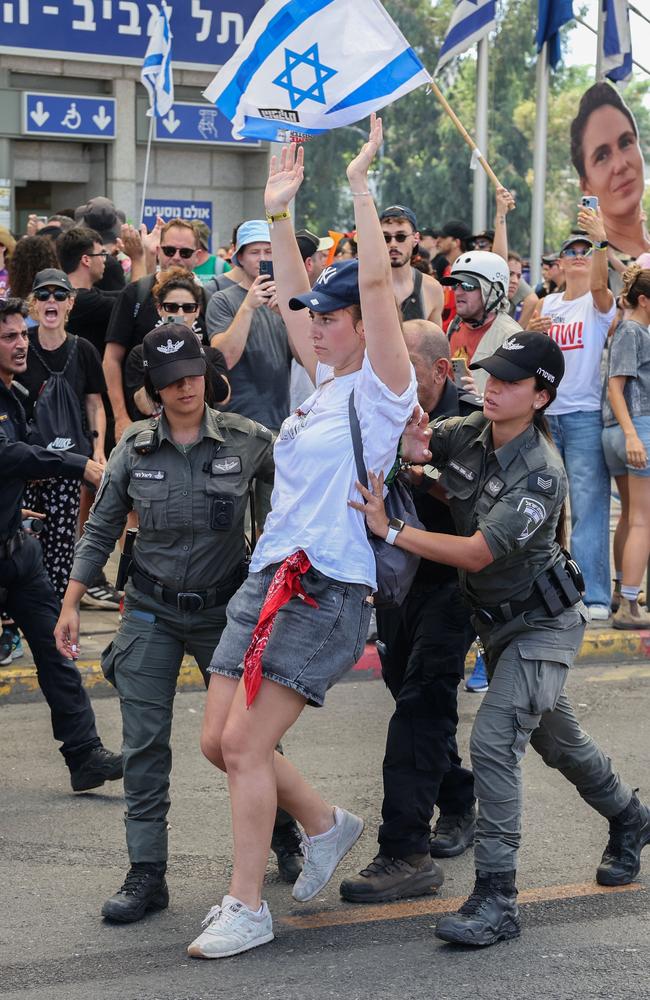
[452,358,469,388]
[259,260,274,281]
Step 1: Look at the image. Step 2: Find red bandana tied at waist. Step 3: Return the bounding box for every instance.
[243,550,319,708]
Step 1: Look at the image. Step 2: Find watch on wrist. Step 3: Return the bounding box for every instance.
[385,517,406,546]
[593,240,609,251]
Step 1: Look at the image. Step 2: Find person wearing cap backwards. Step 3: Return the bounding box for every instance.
[442,250,522,393]
[379,204,443,326]
[356,330,650,947]
[533,207,617,622]
[188,116,416,959]
[54,322,279,923]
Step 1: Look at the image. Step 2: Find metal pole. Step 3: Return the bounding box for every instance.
[139,114,155,227]
[529,44,549,288]
[596,0,605,80]
[472,36,489,234]
[575,15,650,77]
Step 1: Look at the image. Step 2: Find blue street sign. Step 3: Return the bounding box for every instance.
[0,1,263,70]
[23,93,117,140]
[143,199,213,235]
[153,102,260,148]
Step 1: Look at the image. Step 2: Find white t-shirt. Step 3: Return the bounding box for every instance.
[250,354,417,589]
[540,291,616,414]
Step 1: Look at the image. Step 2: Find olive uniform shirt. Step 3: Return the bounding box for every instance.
[426,412,566,608]
[71,406,274,592]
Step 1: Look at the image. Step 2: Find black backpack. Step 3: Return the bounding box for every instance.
[28,336,92,457]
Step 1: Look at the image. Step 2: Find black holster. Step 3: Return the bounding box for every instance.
[115,528,138,591]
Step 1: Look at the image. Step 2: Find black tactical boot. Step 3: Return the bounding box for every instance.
[69,746,123,792]
[101,863,169,923]
[271,819,304,883]
[429,807,477,858]
[340,852,444,903]
[435,870,520,946]
[596,792,650,886]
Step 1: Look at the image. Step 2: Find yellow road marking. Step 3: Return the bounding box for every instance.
[279,882,644,930]
[587,666,650,683]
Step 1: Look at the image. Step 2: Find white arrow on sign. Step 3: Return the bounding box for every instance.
[162,110,181,135]
[92,106,112,131]
[30,101,50,128]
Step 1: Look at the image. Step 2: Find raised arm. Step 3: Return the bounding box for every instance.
[347,115,411,396]
[578,206,615,315]
[264,145,316,381]
[491,186,515,263]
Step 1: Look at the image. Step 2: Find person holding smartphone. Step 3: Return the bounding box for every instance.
[206,220,292,531]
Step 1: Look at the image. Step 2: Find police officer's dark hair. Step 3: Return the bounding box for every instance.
[533,377,567,550]
[0,297,28,321]
[56,226,104,273]
[570,82,638,180]
[143,370,214,408]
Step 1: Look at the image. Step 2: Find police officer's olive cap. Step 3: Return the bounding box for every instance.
[469,331,565,389]
[289,259,361,313]
[142,324,207,390]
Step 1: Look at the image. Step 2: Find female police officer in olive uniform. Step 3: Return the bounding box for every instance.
[54,323,277,922]
[353,331,650,948]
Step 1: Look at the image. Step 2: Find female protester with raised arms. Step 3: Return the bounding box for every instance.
[354,330,650,948]
[189,116,416,960]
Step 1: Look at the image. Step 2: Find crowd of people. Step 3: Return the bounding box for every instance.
[1,98,650,957]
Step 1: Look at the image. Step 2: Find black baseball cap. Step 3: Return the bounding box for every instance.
[74,196,125,243]
[380,205,418,230]
[142,324,207,390]
[289,259,360,313]
[441,219,472,242]
[469,332,565,389]
[32,268,74,293]
[295,229,335,262]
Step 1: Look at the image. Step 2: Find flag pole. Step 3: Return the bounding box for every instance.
[529,42,549,288]
[596,0,605,79]
[429,79,501,189]
[472,36,489,232]
[140,114,155,227]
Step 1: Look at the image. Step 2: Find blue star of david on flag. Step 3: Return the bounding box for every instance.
[273,43,337,111]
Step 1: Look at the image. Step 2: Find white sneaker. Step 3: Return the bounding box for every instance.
[187,895,274,959]
[588,604,611,622]
[292,806,364,902]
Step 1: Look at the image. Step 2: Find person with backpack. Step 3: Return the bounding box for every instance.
[187,117,417,960]
[18,269,106,599]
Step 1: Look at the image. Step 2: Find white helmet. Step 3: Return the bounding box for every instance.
[444,250,509,297]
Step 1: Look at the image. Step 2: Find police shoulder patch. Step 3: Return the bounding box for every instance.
[527,471,558,495]
[516,495,548,541]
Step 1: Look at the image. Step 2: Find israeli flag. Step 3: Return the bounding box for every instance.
[203,0,431,142]
[602,0,633,85]
[141,2,174,118]
[435,0,497,75]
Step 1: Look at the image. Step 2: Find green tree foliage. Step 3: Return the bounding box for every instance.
[296,0,649,255]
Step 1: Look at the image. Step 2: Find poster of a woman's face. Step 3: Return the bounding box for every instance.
[570,82,648,258]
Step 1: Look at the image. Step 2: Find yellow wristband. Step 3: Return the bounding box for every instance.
[266,210,291,224]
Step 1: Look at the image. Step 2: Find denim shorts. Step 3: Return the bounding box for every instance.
[208,562,373,706]
[602,417,650,478]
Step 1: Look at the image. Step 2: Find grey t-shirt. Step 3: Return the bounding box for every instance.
[206,282,291,429]
[603,319,650,426]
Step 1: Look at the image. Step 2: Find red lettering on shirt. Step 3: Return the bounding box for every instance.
[548,320,584,351]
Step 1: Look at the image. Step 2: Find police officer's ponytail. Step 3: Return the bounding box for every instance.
[533,377,567,550]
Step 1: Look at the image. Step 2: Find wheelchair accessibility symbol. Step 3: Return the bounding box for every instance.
[61,102,82,130]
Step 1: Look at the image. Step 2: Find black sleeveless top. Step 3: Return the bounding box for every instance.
[400,268,425,321]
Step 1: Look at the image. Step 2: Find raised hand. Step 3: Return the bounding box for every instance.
[495,186,516,217]
[347,113,383,186]
[265,144,305,216]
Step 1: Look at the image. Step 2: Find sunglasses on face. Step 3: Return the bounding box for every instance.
[383,232,411,244]
[34,288,69,301]
[561,247,592,258]
[161,301,199,314]
[455,281,480,292]
[160,245,195,259]
[86,250,108,258]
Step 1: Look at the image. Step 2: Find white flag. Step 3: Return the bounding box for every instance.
[141,2,174,118]
[204,0,431,141]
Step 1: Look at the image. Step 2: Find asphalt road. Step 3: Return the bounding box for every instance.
[2,661,650,1000]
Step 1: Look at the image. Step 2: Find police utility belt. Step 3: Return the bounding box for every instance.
[476,554,585,626]
[130,562,247,613]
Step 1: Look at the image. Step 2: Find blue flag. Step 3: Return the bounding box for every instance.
[602,0,633,84]
[536,0,574,69]
[141,3,174,118]
[204,0,431,142]
[436,0,497,75]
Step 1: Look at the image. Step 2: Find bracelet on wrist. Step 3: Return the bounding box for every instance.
[351,190,372,197]
[265,209,291,224]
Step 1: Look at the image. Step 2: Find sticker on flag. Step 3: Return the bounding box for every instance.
[203,0,431,142]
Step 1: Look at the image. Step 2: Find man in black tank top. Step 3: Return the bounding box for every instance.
[380,205,444,326]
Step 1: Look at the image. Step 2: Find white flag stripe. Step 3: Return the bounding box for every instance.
[204,0,430,142]
[435,0,497,75]
[602,0,633,84]
[141,2,174,118]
